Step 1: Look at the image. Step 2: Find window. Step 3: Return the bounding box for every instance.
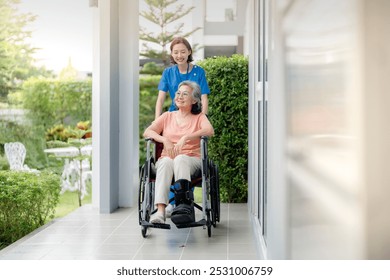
[205,0,237,22]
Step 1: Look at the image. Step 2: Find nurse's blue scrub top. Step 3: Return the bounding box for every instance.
[158,64,210,111]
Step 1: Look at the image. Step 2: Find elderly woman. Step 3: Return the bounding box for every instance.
[143,80,214,224]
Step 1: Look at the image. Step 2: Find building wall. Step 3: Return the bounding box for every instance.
[247,0,288,260]
[192,0,248,59]
[248,0,390,259]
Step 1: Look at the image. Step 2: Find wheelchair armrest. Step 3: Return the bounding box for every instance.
[145,138,164,160]
[145,138,157,160]
[200,136,209,173]
[145,138,155,143]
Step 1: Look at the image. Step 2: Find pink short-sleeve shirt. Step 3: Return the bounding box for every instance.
[153,111,208,159]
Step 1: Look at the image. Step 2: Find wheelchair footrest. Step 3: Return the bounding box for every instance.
[141,220,171,230]
[175,219,207,229]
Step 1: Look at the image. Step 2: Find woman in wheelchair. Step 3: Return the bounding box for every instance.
[143,81,214,224]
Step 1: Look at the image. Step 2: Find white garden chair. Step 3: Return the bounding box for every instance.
[4,142,39,173]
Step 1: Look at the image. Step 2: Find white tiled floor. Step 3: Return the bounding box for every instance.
[0,203,260,260]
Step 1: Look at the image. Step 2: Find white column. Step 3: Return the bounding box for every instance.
[91,1,100,209]
[118,0,139,207]
[92,0,139,213]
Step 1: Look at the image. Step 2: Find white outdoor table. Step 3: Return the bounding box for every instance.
[44,145,92,198]
[44,145,92,157]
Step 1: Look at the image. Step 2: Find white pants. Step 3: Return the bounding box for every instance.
[154,155,201,206]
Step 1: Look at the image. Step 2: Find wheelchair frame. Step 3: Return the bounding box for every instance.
[138,136,220,237]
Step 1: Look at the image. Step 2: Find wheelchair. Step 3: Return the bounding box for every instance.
[138,136,220,237]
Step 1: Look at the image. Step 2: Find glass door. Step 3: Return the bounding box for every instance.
[255,0,269,243]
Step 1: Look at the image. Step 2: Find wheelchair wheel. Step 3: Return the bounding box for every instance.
[210,161,220,227]
[138,164,151,238]
[141,223,148,238]
[206,209,212,237]
[138,164,145,224]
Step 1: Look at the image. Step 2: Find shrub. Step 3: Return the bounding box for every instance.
[45,121,92,142]
[0,154,8,170]
[198,55,249,202]
[0,170,61,249]
[140,62,164,75]
[139,74,172,164]
[139,75,162,134]
[21,77,92,129]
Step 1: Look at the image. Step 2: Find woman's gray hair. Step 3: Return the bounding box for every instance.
[177,80,202,114]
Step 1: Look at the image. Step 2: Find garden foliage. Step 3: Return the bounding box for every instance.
[0,120,46,170]
[139,74,171,164]
[198,55,249,202]
[0,170,61,249]
[21,77,92,129]
[0,78,92,170]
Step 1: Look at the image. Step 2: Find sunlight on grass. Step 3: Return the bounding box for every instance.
[194,187,202,203]
[54,182,92,219]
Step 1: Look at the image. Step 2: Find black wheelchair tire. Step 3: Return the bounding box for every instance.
[210,161,220,227]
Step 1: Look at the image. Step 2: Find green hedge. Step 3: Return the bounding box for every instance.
[198,55,249,202]
[0,171,61,249]
[139,75,160,164]
[139,74,173,164]
[139,75,161,133]
[21,77,92,129]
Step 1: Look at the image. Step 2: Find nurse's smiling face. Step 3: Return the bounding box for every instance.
[171,43,191,66]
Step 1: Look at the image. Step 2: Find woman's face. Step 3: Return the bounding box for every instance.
[175,85,195,109]
[171,43,191,65]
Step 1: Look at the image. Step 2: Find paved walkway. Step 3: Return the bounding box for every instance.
[0,203,260,260]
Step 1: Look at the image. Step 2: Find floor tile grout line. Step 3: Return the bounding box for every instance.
[90,208,138,254]
[131,235,147,260]
[4,217,77,259]
[179,227,192,260]
[43,207,135,257]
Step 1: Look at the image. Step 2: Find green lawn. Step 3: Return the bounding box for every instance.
[194,187,202,203]
[53,182,92,219]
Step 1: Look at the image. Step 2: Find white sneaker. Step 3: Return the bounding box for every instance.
[150,212,165,224]
[165,204,174,218]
